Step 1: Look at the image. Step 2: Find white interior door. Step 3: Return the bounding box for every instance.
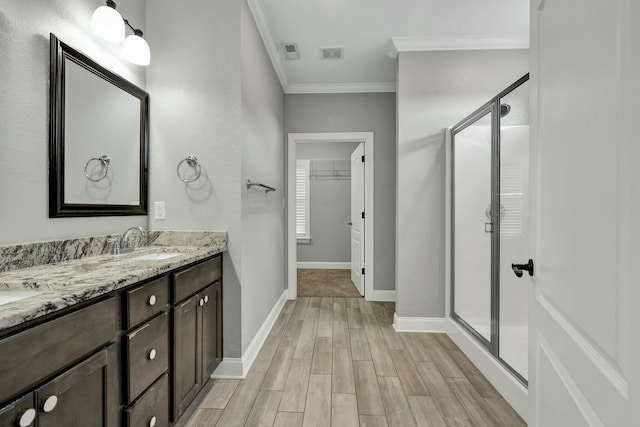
[350,142,365,296]
[530,0,637,424]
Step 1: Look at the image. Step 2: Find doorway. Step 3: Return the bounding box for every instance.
[287,132,374,300]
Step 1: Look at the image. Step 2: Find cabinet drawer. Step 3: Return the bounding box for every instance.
[0,394,35,427]
[125,373,169,427]
[0,297,118,404]
[172,256,221,303]
[124,312,169,402]
[124,276,169,329]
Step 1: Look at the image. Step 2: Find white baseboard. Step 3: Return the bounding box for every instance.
[393,313,449,333]
[447,319,528,422]
[296,262,350,269]
[370,290,396,302]
[212,290,287,379]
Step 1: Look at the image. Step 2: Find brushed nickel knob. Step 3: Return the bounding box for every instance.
[148,348,157,360]
[17,408,36,426]
[199,298,204,307]
[148,295,157,306]
[149,415,157,427]
[204,295,209,303]
[41,395,58,413]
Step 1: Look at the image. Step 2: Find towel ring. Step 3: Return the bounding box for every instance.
[83,155,111,182]
[177,155,202,183]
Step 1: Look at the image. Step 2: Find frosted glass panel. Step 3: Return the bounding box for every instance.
[499,82,530,380]
[453,111,492,341]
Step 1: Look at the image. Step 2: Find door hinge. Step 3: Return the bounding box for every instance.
[361,155,365,162]
[361,267,365,275]
[361,211,365,219]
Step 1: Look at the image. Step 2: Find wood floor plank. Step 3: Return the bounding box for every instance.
[251,335,281,373]
[309,297,322,308]
[284,319,304,338]
[371,303,388,321]
[321,297,334,314]
[262,345,295,390]
[434,333,459,352]
[446,378,504,427]
[484,397,526,427]
[346,298,360,308]
[444,418,473,427]
[419,335,464,378]
[274,412,304,427]
[333,348,356,394]
[199,379,240,409]
[216,371,266,427]
[333,320,351,349]
[353,360,385,416]
[390,349,429,396]
[407,396,447,427]
[332,393,360,427]
[311,337,333,374]
[358,298,374,314]
[347,307,364,329]
[270,310,293,338]
[379,323,405,350]
[245,390,283,427]
[449,350,500,398]
[361,313,382,340]
[295,327,317,359]
[350,328,372,361]
[359,415,389,427]
[302,307,320,331]
[184,408,223,427]
[317,312,333,337]
[415,362,466,418]
[378,376,417,427]
[367,334,397,377]
[302,374,331,427]
[334,298,348,321]
[291,297,310,321]
[400,333,432,363]
[282,299,297,313]
[279,358,312,413]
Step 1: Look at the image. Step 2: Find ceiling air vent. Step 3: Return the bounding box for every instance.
[280,43,300,60]
[320,47,344,60]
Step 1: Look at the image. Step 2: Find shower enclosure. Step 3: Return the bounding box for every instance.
[450,74,530,384]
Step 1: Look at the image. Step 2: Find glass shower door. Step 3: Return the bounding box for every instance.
[452,108,494,343]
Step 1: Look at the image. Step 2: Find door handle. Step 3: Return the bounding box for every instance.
[512,259,534,278]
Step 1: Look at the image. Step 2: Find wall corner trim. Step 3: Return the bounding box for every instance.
[296,262,351,269]
[393,313,449,333]
[387,36,530,59]
[211,290,288,379]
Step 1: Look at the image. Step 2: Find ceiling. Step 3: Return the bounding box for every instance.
[247,0,530,94]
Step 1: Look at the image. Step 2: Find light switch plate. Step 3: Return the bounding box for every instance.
[154,202,166,220]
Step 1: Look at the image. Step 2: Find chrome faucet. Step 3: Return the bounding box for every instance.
[120,226,147,253]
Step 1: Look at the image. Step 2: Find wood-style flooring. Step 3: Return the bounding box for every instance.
[185,297,526,427]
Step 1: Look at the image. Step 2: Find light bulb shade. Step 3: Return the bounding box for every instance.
[122,34,151,66]
[91,5,125,43]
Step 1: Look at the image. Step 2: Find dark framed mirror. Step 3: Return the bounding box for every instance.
[49,33,149,217]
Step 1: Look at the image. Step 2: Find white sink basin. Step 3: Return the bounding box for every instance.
[0,291,40,306]
[132,252,182,261]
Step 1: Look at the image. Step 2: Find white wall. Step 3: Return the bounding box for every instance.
[396,50,528,318]
[285,93,396,290]
[296,141,360,263]
[147,0,285,357]
[240,0,286,352]
[0,0,147,245]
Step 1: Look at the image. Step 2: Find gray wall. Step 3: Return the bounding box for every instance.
[0,0,147,245]
[285,93,396,291]
[147,0,285,357]
[296,141,360,263]
[395,49,529,318]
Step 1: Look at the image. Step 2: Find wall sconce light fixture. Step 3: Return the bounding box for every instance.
[91,0,150,66]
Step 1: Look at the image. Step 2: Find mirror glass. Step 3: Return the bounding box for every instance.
[49,34,148,217]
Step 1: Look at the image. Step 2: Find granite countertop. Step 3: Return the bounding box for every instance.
[0,231,227,332]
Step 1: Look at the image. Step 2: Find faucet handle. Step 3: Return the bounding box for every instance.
[107,237,121,256]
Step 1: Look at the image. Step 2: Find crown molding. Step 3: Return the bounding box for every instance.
[246,0,289,91]
[286,82,396,94]
[387,36,530,58]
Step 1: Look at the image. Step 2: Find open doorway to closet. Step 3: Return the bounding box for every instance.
[287,132,374,300]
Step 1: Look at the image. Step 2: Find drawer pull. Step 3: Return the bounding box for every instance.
[199,298,204,307]
[41,395,58,413]
[204,295,209,303]
[17,408,36,426]
[148,295,157,306]
[149,415,157,427]
[148,348,157,360]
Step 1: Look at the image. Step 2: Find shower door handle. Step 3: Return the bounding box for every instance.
[512,259,534,278]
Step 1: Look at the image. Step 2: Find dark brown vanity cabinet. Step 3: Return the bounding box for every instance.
[171,256,222,421]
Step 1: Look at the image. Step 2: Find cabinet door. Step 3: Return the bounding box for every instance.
[0,394,36,427]
[35,344,116,427]
[201,281,222,383]
[171,294,202,421]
